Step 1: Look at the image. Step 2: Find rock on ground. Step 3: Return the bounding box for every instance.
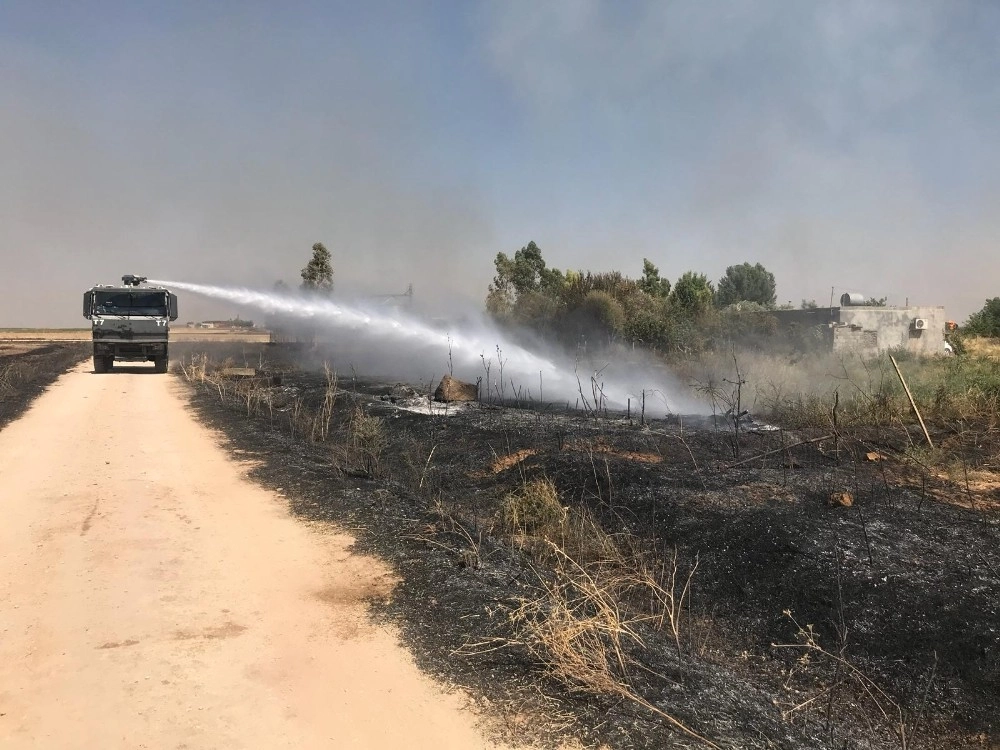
[434,375,478,402]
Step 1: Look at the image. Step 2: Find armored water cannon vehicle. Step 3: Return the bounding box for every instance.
[82,275,178,373]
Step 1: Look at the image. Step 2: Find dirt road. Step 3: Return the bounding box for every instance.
[0,362,506,749]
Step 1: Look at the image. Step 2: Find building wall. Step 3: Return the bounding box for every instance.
[769,307,840,327]
[834,306,946,356]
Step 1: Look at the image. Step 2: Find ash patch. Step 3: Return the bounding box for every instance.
[376,384,475,416]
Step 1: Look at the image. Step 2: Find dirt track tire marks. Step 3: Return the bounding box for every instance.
[0,361,508,749]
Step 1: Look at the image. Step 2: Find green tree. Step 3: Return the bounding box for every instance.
[669,271,715,317]
[965,298,1000,337]
[800,299,818,309]
[578,290,625,341]
[639,258,670,298]
[486,241,563,315]
[715,262,777,307]
[622,295,670,349]
[301,242,334,293]
[510,290,560,329]
[864,296,888,307]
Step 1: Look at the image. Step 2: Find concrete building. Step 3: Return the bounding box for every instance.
[773,299,947,357]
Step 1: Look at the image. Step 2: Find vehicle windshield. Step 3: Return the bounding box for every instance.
[94,291,168,317]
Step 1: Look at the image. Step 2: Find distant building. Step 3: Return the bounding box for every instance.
[772,296,947,356]
[189,319,256,330]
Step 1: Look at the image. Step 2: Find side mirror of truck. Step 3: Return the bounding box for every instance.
[168,293,178,321]
[83,291,93,319]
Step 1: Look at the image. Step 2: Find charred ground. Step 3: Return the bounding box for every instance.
[168,342,999,750]
[0,342,89,429]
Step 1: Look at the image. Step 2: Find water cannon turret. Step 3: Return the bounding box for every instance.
[121,274,147,287]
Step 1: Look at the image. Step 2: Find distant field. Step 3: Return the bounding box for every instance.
[0,328,271,343]
[172,328,271,342]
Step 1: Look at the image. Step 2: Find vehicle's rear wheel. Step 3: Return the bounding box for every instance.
[154,356,168,374]
[93,355,111,374]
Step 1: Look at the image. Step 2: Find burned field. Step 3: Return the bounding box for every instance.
[0,342,89,429]
[176,344,1000,750]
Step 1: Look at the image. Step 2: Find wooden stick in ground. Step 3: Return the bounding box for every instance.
[889,354,934,449]
[727,434,834,469]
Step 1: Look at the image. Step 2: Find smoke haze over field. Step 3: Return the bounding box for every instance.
[2,1,999,327]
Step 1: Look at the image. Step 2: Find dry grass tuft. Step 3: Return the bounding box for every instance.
[349,406,387,477]
[509,545,720,749]
[0,360,36,395]
[501,478,567,535]
[499,479,620,565]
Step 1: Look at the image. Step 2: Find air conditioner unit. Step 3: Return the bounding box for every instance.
[913,318,928,330]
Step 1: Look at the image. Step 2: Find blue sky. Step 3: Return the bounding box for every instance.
[2,1,999,325]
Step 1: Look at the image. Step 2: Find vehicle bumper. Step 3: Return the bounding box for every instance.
[93,340,168,361]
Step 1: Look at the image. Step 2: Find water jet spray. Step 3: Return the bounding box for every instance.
[151,279,699,413]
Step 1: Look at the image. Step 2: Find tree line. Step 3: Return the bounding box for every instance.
[484,241,782,353]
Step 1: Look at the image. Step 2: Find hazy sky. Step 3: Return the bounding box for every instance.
[2,1,998,326]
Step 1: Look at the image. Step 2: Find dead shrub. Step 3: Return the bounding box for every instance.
[634,547,701,661]
[512,552,638,696]
[310,363,338,441]
[501,477,566,536]
[180,353,209,383]
[556,505,621,566]
[415,495,485,570]
[349,406,387,477]
[773,610,932,749]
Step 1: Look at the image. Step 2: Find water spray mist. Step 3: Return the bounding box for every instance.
[152,279,695,413]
